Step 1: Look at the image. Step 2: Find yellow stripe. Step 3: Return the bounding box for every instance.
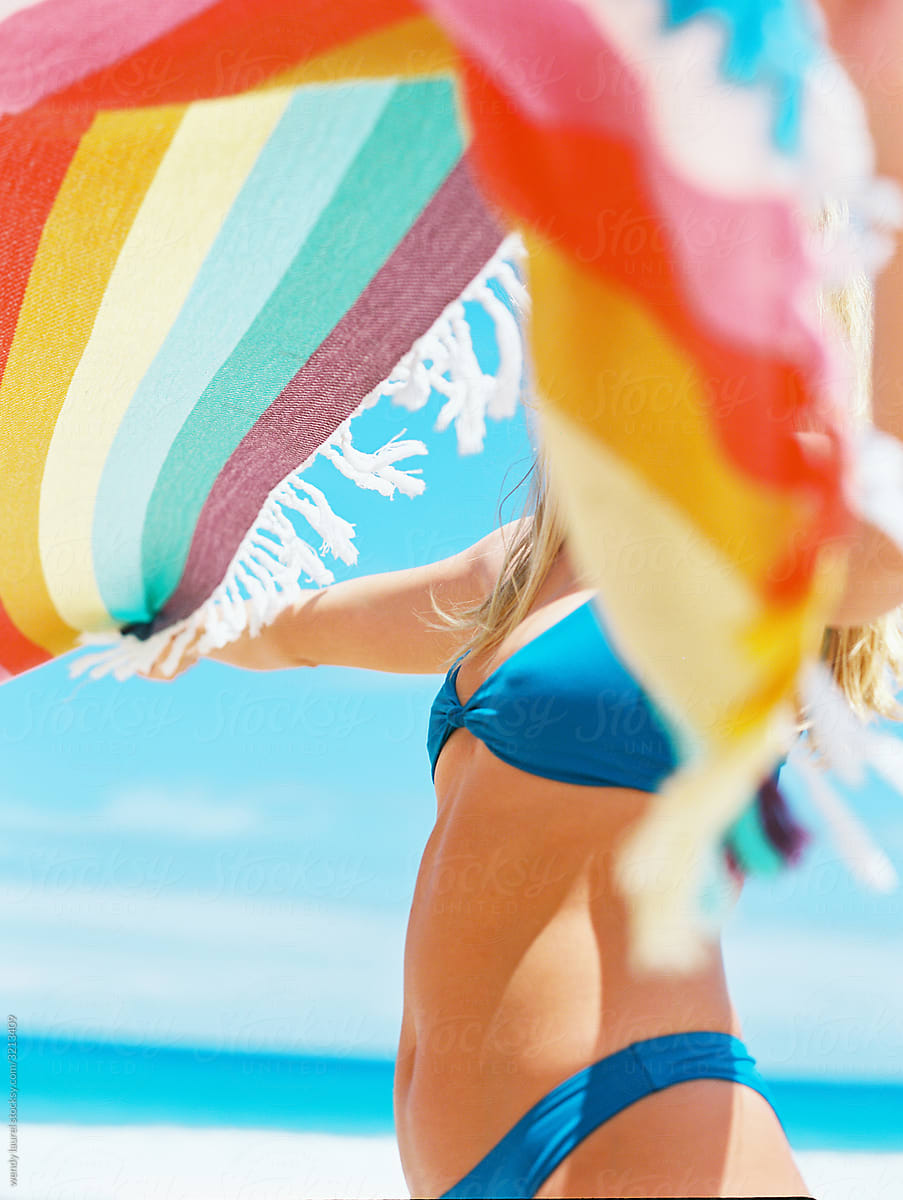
[536,400,812,745]
[524,231,810,593]
[40,89,292,633]
[616,709,798,972]
[264,14,456,88]
[0,105,182,654]
[537,402,833,967]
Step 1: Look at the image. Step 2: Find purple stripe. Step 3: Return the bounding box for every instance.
[758,772,810,865]
[142,155,506,633]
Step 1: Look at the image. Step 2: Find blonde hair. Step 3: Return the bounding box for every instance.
[427,433,567,670]
[428,199,903,727]
[809,196,903,723]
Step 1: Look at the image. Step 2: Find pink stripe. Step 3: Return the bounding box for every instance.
[0,0,218,113]
[426,0,824,372]
[427,0,625,130]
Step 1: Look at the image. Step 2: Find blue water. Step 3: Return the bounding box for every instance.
[20,1036,394,1136]
[18,1035,903,1151]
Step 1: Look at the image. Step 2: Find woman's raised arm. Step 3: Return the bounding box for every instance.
[142,520,521,681]
[261,521,518,675]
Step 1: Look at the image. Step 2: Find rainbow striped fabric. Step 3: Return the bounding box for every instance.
[3,0,902,963]
[0,0,528,682]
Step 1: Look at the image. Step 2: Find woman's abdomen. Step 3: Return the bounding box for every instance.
[395,743,741,1196]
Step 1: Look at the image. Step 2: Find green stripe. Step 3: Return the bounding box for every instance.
[723,797,784,876]
[141,78,462,611]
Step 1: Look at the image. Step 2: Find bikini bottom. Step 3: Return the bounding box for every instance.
[438,1029,784,1199]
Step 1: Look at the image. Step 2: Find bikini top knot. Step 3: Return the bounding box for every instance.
[427,597,682,789]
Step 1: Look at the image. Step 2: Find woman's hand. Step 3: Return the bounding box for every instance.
[136,598,314,680]
[136,624,205,683]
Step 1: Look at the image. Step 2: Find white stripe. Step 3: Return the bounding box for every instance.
[577,0,879,215]
[0,0,45,22]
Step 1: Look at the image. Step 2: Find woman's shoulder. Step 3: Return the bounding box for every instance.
[468,517,534,596]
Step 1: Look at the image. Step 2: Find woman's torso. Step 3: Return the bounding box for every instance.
[393,555,746,1197]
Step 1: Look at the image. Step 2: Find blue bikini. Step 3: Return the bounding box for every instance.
[428,595,680,789]
[438,1032,784,1199]
[427,595,786,1199]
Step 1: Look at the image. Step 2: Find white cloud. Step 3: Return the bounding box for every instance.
[6,877,903,1074]
[104,786,259,838]
[1,881,405,1056]
[724,925,903,1078]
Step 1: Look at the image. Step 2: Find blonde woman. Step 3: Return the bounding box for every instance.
[142,408,903,1200]
[141,12,903,1193]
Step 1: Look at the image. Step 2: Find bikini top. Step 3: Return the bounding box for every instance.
[427,595,682,790]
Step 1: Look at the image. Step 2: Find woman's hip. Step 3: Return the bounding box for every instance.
[434,1031,807,1199]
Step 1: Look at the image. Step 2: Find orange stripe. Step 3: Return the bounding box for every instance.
[265,14,456,89]
[0,598,51,677]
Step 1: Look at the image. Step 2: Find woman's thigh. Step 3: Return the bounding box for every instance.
[534,1077,812,1199]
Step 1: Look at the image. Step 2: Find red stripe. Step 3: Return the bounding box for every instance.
[0,598,53,677]
[0,108,95,383]
[456,55,848,602]
[34,0,419,112]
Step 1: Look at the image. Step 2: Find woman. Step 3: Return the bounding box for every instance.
[141,12,903,1190]
[142,406,903,1199]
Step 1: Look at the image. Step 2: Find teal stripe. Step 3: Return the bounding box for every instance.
[723,795,784,876]
[92,80,396,622]
[140,78,462,615]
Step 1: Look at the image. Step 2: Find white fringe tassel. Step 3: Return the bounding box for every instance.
[69,235,528,683]
[382,234,528,454]
[792,661,899,893]
[851,425,903,554]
